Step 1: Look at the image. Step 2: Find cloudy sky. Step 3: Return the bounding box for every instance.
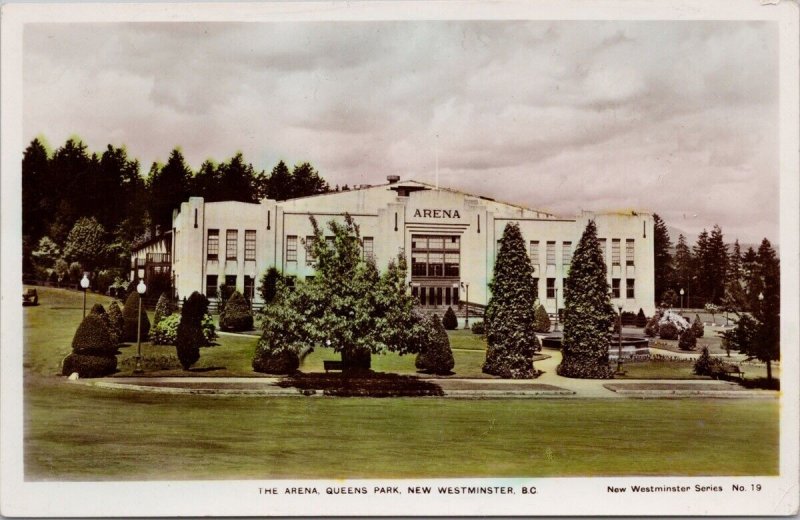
[24,20,779,244]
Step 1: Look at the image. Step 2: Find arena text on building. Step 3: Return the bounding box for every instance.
[131,177,656,316]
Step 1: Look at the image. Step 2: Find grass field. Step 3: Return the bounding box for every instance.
[22,286,780,480]
[24,377,778,480]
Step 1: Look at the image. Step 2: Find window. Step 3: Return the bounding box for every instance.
[207,230,219,260]
[529,241,540,265]
[599,238,607,260]
[363,237,374,262]
[626,278,635,299]
[226,230,238,260]
[244,276,255,301]
[225,275,237,289]
[547,278,556,299]
[562,241,572,266]
[411,234,460,278]
[612,278,621,298]
[206,275,218,298]
[626,239,635,266]
[286,235,297,262]
[305,236,316,266]
[612,239,621,266]
[245,230,256,261]
[546,241,556,266]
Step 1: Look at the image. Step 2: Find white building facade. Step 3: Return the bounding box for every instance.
[164,179,656,315]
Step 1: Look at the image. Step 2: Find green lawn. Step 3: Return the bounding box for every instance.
[617,360,707,379]
[24,377,778,480]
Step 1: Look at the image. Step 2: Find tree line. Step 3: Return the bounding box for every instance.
[652,215,779,315]
[22,136,331,289]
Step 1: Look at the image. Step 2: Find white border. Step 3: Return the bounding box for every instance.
[2,1,798,517]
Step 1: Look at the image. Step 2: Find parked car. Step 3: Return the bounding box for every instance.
[23,288,39,306]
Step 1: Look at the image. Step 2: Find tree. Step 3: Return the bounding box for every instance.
[176,292,209,370]
[678,327,697,351]
[673,234,693,305]
[415,314,455,375]
[534,304,551,333]
[122,291,150,342]
[557,220,615,379]
[252,279,304,374]
[219,290,254,331]
[63,217,107,272]
[22,137,51,242]
[290,162,330,199]
[147,148,192,231]
[746,238,780,381]
[216,153,258,202]
[265,160,293,201]
[259,267,283,304]
[442,306,458,330]
[107,301,125,344]
[483,222,539,379]
[635,308,647,328]
[62,313,118,378]
[652,214,673,305]
[31,236,60,270]
[153,293,173,327]
[691,314,704,338]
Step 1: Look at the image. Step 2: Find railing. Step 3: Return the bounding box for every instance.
[146,253,171,264]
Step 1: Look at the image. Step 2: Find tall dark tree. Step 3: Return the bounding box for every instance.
[49,138,92,242]
[192,160,222,201]
[673,234,693,306]
[482,222,538,379]
[652,214,673,305]
[266,160,293,201]
[742,246,761,311]
[290,162,330,199]
[754,239,780,379]
[217,153,258,202]
[704,225,728,304]
[22,138,51,242]
[147,148,192,231]
[557,220,615,379]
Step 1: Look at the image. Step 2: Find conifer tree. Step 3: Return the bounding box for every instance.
[652,214,673,305]
[482,222,538,379]
[153,293,173,327]
[122,291,150,342]
[534,304,551,333]
[442,306,458,330]
[176,292,208,370]
[557,220,615,379]
[415,314,455,375]
[673,234,693,306]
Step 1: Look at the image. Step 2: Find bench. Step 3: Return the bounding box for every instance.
[323,360,344,373]
[717,364,745,380]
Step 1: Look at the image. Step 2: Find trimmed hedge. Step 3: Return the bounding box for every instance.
[471,321,485,335]
[62,353,117,378]
[219,291,254,332]
[442,306,458,330]
[678,328,697,350]
[659,322,679,340]
[691,314,705,338]
[90,303,118,344]
[122,291,150,342]
[175,292,209,370]
[635,308,648,328]
[415,314,455,375]
[71,314,117,357]
[107,301,125,344]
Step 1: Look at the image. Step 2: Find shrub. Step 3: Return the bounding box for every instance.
[151,313,180,345]
[106,301,125,344]
[659,322,679,340]
[71,314,117,356]
[201,314,217,343]
[534,304,551,333]
[216,284,236,314]
[153,293,174,327]
[442,306,458,330]
[96,269,123,296]
[68,262,82,285]
[658,310,689,333]
[90,303,118,345]
[635,308,647,328]
[258,267,283,304]
[471,321,485,335]
[62,353,117,378]
[678,328,697,351]
[175,292,208,370]
[415,315,455,375]
[219,291,254,332]
[691,314,704,338]
[252,346,300,374]
[122,291,150,342]
[119,354,182,372]
[693,347,718,375]
[644,311,661,337]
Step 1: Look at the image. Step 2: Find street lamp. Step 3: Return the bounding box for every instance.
[80,273,90,318]
[616,305,624,374]
[134,279,147,374]
[679,288,684,312]
[553,287,559,332]
[460,282,470,329]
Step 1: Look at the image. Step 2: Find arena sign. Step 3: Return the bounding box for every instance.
[413,209,461,219]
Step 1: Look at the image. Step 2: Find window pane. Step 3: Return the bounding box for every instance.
[286,235,297,262]
[363,237,374,262]
[529,241,539,265]
[546,241,556,265]
[626,239,635,266]
[412,252,427,276]
[428,237,444,250]
[612,278,621,298]
[245,230,256,261]
[244,275,255,300]
[305,236,316,265]
[626,278,635,298]
[445,236,460,250]
[207,230,219,260]
[612,239,621,266]
[226,230,238,260]
[206,275,218,298]
[562,241,572,266]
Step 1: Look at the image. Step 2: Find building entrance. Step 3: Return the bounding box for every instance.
[410,234,460,308]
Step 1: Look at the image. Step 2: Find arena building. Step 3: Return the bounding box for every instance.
[132,177,656,316]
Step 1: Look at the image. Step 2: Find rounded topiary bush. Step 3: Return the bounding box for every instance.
[71,313,117,356]
[692,314,705,338]
[62,353,117,378]
[659,322,679,340]
[416,314,455,375]
[471,321,485,335]
[534,304,551,333]
[90,303,118,344]
[442,306,458,330]
[219,291,254,332]
[175,292,209,370]
[678,328,697,351]
[107,301,125,343]
[122,291,150,342]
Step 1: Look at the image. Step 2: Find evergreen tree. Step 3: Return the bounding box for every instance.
[742,246,762,311]
[31,236,60,270]
[692,229,710,303]
[705,225,728,304]
[673,234,693,306]
[147,148,192,230]
[723,239,747,312]
[191,160,222,201]
[219,290,254,331]
[652,214,673,305]
[534,304,551,333]
[107,300,125,344]
[290,162,330,199]
[266,160,293,201]
[22,137,51,242]
[176,292,208,370]
[557,220,615,379]
[153,293,173,327]
[49,139,91,243]
[216,153,258,202]
[258,267,283,303]
[442,306,458,330]
[749,239,780,381]
[635,308,647,328]
[415,314,455,375]
[482,222,538,379]
[63,217,107,272]
[122,291,150,342]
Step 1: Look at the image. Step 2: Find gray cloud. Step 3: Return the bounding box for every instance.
[23,20,779,243]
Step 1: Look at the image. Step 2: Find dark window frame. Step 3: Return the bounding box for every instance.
[226,230,238,260]
[207,229,219,260]
[244,230,256,261]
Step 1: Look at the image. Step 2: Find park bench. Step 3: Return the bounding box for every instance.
[22,288,38,306]
[717,364,744,380]
[323,360,344,373]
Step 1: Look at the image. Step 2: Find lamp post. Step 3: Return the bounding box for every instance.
[679,288,684,312]
[616,305,623,374]
[134,279,147,374]
[553,287,559,332]
[460,281,470,329]
[80,273,90,318]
